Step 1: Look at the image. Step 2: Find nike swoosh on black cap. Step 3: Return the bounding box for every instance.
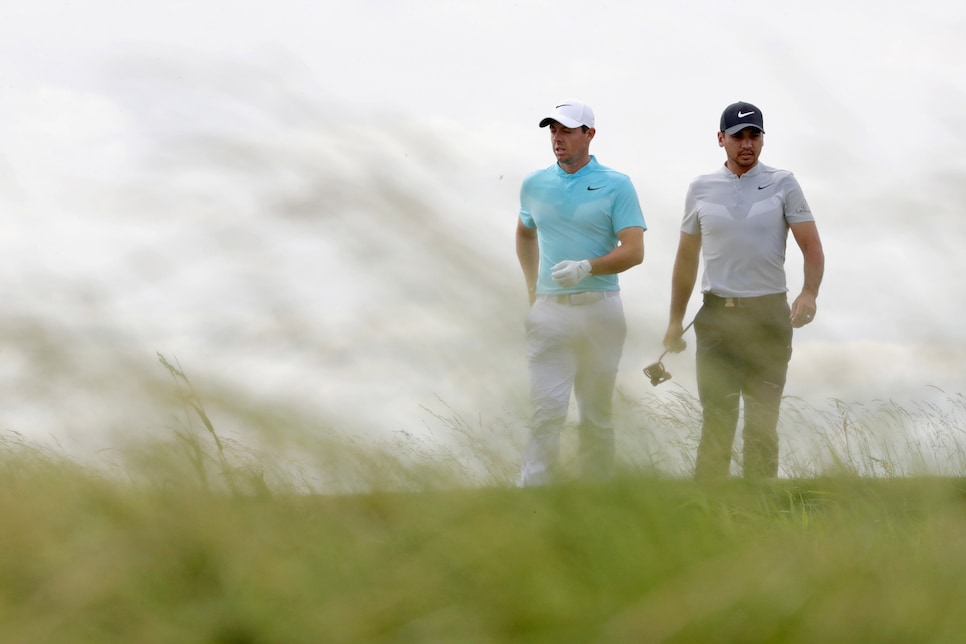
[720,101,765,135]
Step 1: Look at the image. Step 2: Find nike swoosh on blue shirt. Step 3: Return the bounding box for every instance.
[587,186,603,191]
[758,184,773,190]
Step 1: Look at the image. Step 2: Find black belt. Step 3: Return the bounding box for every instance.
[703,293,786,308]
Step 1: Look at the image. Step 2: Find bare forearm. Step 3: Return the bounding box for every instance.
[589,245,643,275]
[789,221,824,327]
[663,265,698,351]
[662,232,701,351]
[791,221,824,298]
[516,232,539,292]
[669,277,696,326]
[668,234,700,325]
[589,227,644,276]
[802,246,824,298]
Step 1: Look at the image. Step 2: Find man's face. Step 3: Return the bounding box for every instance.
[718,127,764,171]
[548,121,594,169]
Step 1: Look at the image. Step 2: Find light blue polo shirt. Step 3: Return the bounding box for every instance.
[519,156,646,294]
[682,161,814,298]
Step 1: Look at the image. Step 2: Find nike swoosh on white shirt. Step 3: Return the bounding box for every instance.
[737,110,755,118]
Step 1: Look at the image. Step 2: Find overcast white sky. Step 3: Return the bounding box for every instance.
[2,0,966,454]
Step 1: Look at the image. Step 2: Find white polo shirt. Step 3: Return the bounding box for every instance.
[682,162,814,298]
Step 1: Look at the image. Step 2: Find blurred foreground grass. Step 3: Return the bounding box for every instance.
[5,427,966,642]
[3,356,966,642]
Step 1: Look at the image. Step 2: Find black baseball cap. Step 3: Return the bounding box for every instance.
[720,101,765,135]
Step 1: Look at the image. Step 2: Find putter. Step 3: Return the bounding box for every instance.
[643,319,694,387]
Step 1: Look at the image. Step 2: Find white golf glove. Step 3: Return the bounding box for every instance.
[551,259,592,288]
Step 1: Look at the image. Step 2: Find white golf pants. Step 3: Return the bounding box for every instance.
[520,292,626,486]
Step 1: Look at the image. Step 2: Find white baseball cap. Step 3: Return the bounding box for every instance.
[539,100,595,129]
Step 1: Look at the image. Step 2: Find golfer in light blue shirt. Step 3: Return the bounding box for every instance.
[516,99,646,486]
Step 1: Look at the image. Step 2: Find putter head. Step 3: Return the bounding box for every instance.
[643,361,672,387]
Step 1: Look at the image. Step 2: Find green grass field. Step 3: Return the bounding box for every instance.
[5,432,966,642]
[3,358,966,642]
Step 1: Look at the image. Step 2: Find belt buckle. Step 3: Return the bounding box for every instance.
[571,292,604,305]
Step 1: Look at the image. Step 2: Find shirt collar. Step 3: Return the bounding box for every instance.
[719,160,762,179]
[556,155,598,176]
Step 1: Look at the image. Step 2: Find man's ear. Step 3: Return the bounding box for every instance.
[717,131,725,147]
